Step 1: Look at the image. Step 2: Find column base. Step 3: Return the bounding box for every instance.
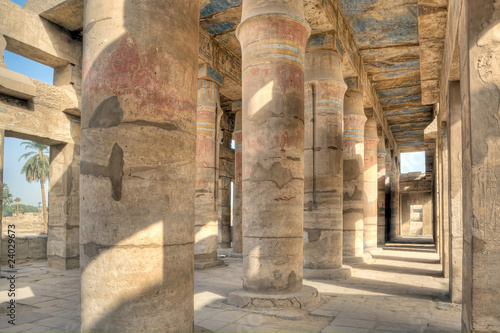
[194,259,225,270]
[227,285,320,309]
[303,266,352,280]
[365,247,384,255]
[343,253,373,264]
[227,252,243,259]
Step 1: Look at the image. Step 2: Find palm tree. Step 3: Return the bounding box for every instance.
[3,184,14,211]
[19,141,49,233]
[14,197,21,216]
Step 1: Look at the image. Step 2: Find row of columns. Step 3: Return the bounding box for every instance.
[79,0,401,330]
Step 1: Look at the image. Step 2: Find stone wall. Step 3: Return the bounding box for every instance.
[1,234,47,265]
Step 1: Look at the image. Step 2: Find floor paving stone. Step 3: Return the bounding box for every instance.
[0,242,461,332]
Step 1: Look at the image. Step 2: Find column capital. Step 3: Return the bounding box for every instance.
[198,63,224,87]
[306,31,343,56]
[345,77,363,94]
[231,99,242,113]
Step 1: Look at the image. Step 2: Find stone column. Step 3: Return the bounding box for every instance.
[364,117,378,252]
[218,176,232,249]
[377,136,387,245]
[303,32,351,280]
[460,1,500,330]
[447,81,462,304]
[218,121,232,249]
[0,130,4,266]
[232,106,243,254]
[343,78,368,263]
[440,125,450,278]
[80,1,199,331]
[228,0,319,308]
[385,149,392,242]
[47,142,80,270]
[390,154,400,240]
[194,74,224,269]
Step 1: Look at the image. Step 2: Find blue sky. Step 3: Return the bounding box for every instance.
[401,151,425,174]
[4,0,51,206]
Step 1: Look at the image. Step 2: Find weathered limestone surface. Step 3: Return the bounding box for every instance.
[377,136,387,245]
[0,0,81,68]
[447,80,462,304]
[385,149,392,243]
[218,115,233,249]
[0,67,36,100]
[460,0,500,330]
[400,191,433,236]
[0,79,80,145]
[194,78,224,269]
[363,117,378,251]
[303,32,350,279]
[47,142,79,270]
[439,125,450,278]
[232,108,242,254]
[1,235,46,265]
[343,79,366,259]
[218,176,231,249]
[0,35,6,68]
[0,129,3,266]
[80,1,198,331]
[390,154,400,240]
[235,0,313,296]
[25,0,83,32]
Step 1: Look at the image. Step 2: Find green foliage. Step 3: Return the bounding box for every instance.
[3,184,14,209]
[3,204,39,217]
[19,141,49,184]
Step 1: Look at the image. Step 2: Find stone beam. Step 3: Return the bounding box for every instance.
[439,0,463,116]
[304,0,398,154]
[418,0,448,105]
[0,79,80,145]
[0,0,82,68]
[25,0,84,32]
[199,28,241,100]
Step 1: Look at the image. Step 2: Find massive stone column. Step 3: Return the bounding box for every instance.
[218,176,232,249]
[385,149,392,242]
[194,69,224,269]
[228,0,319,308]
[232,105,243,254]
[80,1,199,331]
[47,143,80,270]
[390,154,400,240]
[363,117,379,252]
[303,32,351,280]
[440,125,450,278]
[0,130,4,266]
[460,1,500,330]
[218,120,232,249]
[377,136,387,245]
[343,78,368,262]
[447,81,462,304]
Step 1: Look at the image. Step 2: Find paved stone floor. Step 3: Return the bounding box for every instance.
[0,241,461,332]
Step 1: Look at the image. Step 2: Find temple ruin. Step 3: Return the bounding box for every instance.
[0,0,499,332]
